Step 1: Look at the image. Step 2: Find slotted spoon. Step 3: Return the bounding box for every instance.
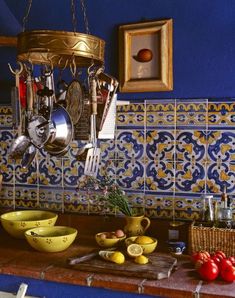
[84,77,100,176]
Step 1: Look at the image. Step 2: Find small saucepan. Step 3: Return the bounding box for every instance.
[44,104,73,155]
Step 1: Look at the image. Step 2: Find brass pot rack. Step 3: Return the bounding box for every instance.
[17,29,105,68]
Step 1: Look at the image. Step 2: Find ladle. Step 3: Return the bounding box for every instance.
[21,144,37,169]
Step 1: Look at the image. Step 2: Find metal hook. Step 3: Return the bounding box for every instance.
[70,54,77,78]
[8,61,24,75]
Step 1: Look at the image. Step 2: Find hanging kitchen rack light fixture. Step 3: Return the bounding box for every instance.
[17,0,105,68]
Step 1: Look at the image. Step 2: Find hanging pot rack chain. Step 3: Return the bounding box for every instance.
[17,0,104,68]
[22,0,33,32]
[71,0,77,33]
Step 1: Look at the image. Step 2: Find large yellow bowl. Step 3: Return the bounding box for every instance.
[25,226,78,253]
[1,210,58,239]
[125,236,158,254]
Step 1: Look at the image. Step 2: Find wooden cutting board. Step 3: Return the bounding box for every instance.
[72,253,177,280]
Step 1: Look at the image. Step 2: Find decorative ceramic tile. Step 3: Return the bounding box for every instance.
[176,99,207,128]
[0,106,13,127]
[15,186,39,209]
[3,99,235,220]
[115,130,145,160]
[38,155,62,186]
[145,161,175,192]
[208,101,235,128]
[116,103,145,128]
[99,138,116,160]
[116,159,145,190]
[38,187,63,211]
[175,161,206,193]
[207,162,235,193]
[146,100,176,129]
[0,185,15,208]
[146,130,175,162]
[207,131,235,163]
[64,190,89,214]
[176,130,207,163]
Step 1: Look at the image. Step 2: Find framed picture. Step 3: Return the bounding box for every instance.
[118,19,173,93]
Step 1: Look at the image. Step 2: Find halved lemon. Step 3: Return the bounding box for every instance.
[127,243,143,257]
[109,251,125,264]
[134,255,149,265]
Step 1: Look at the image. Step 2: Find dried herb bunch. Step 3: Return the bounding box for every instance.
[77,174,132,216]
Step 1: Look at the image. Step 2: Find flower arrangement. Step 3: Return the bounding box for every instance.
[77,173,133,216]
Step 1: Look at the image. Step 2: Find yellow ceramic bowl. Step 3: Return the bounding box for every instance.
[25,226,78,253]
[1,210,58,239]
[95,232,126,248]
[125,236,158,254]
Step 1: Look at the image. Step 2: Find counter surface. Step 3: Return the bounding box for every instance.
[0,214,234,298]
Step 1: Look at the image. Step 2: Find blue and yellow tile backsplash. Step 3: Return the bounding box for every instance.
[0,98,235,221]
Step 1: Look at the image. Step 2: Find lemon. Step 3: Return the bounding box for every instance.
[134,255,149,265]
[135,236,153,245]
[127,243,143,257]
[109,251,125,264]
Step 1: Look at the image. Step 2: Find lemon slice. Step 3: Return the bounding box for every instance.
[134,255,149,265]
[127,243,143,257]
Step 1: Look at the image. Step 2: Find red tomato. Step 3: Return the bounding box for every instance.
[215,250,226,259]
[220,258,233,271]
[228,256,235,266]
[198,259,219,281]
[191,251,210,264]
[211,255,221,267]
[221,265,235,282]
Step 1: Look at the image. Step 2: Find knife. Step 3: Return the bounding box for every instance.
[67,247,116,266]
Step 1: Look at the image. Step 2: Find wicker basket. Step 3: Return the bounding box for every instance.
[188,222,235,256]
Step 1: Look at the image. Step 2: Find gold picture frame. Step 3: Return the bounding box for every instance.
[118,19,173,93]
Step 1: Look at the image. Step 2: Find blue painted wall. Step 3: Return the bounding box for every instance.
[1,0,235,101]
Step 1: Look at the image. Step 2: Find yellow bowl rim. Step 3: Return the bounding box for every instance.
[25,226,78,238]
[0,210,58,222]
[125,236,157,245]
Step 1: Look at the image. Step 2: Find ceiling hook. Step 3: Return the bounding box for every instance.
[8,61,24,75]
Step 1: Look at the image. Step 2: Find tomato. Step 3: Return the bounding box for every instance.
[228,256,235,266]
[198,259,219,281]
[220,258,233,271]
[191,251,210,264]
[214,250,226,259]
[211,255,221,267]
[221,265,235,282]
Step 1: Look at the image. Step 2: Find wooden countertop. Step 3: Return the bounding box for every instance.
[0,213,234,298]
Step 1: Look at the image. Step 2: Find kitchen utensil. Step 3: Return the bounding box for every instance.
[67,247,116,266]
[65,79,84,125]
[44,104,73,154]
[97,72,119,131]
[8,62,23,133]
[84,77,100,176]
[21,143,36,169]
[9,135,31,159]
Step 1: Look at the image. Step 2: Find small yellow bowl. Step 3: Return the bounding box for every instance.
[1,210,58,239]
[25,226,78,253]
[95,232,126,248]
[125,236,158,254]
